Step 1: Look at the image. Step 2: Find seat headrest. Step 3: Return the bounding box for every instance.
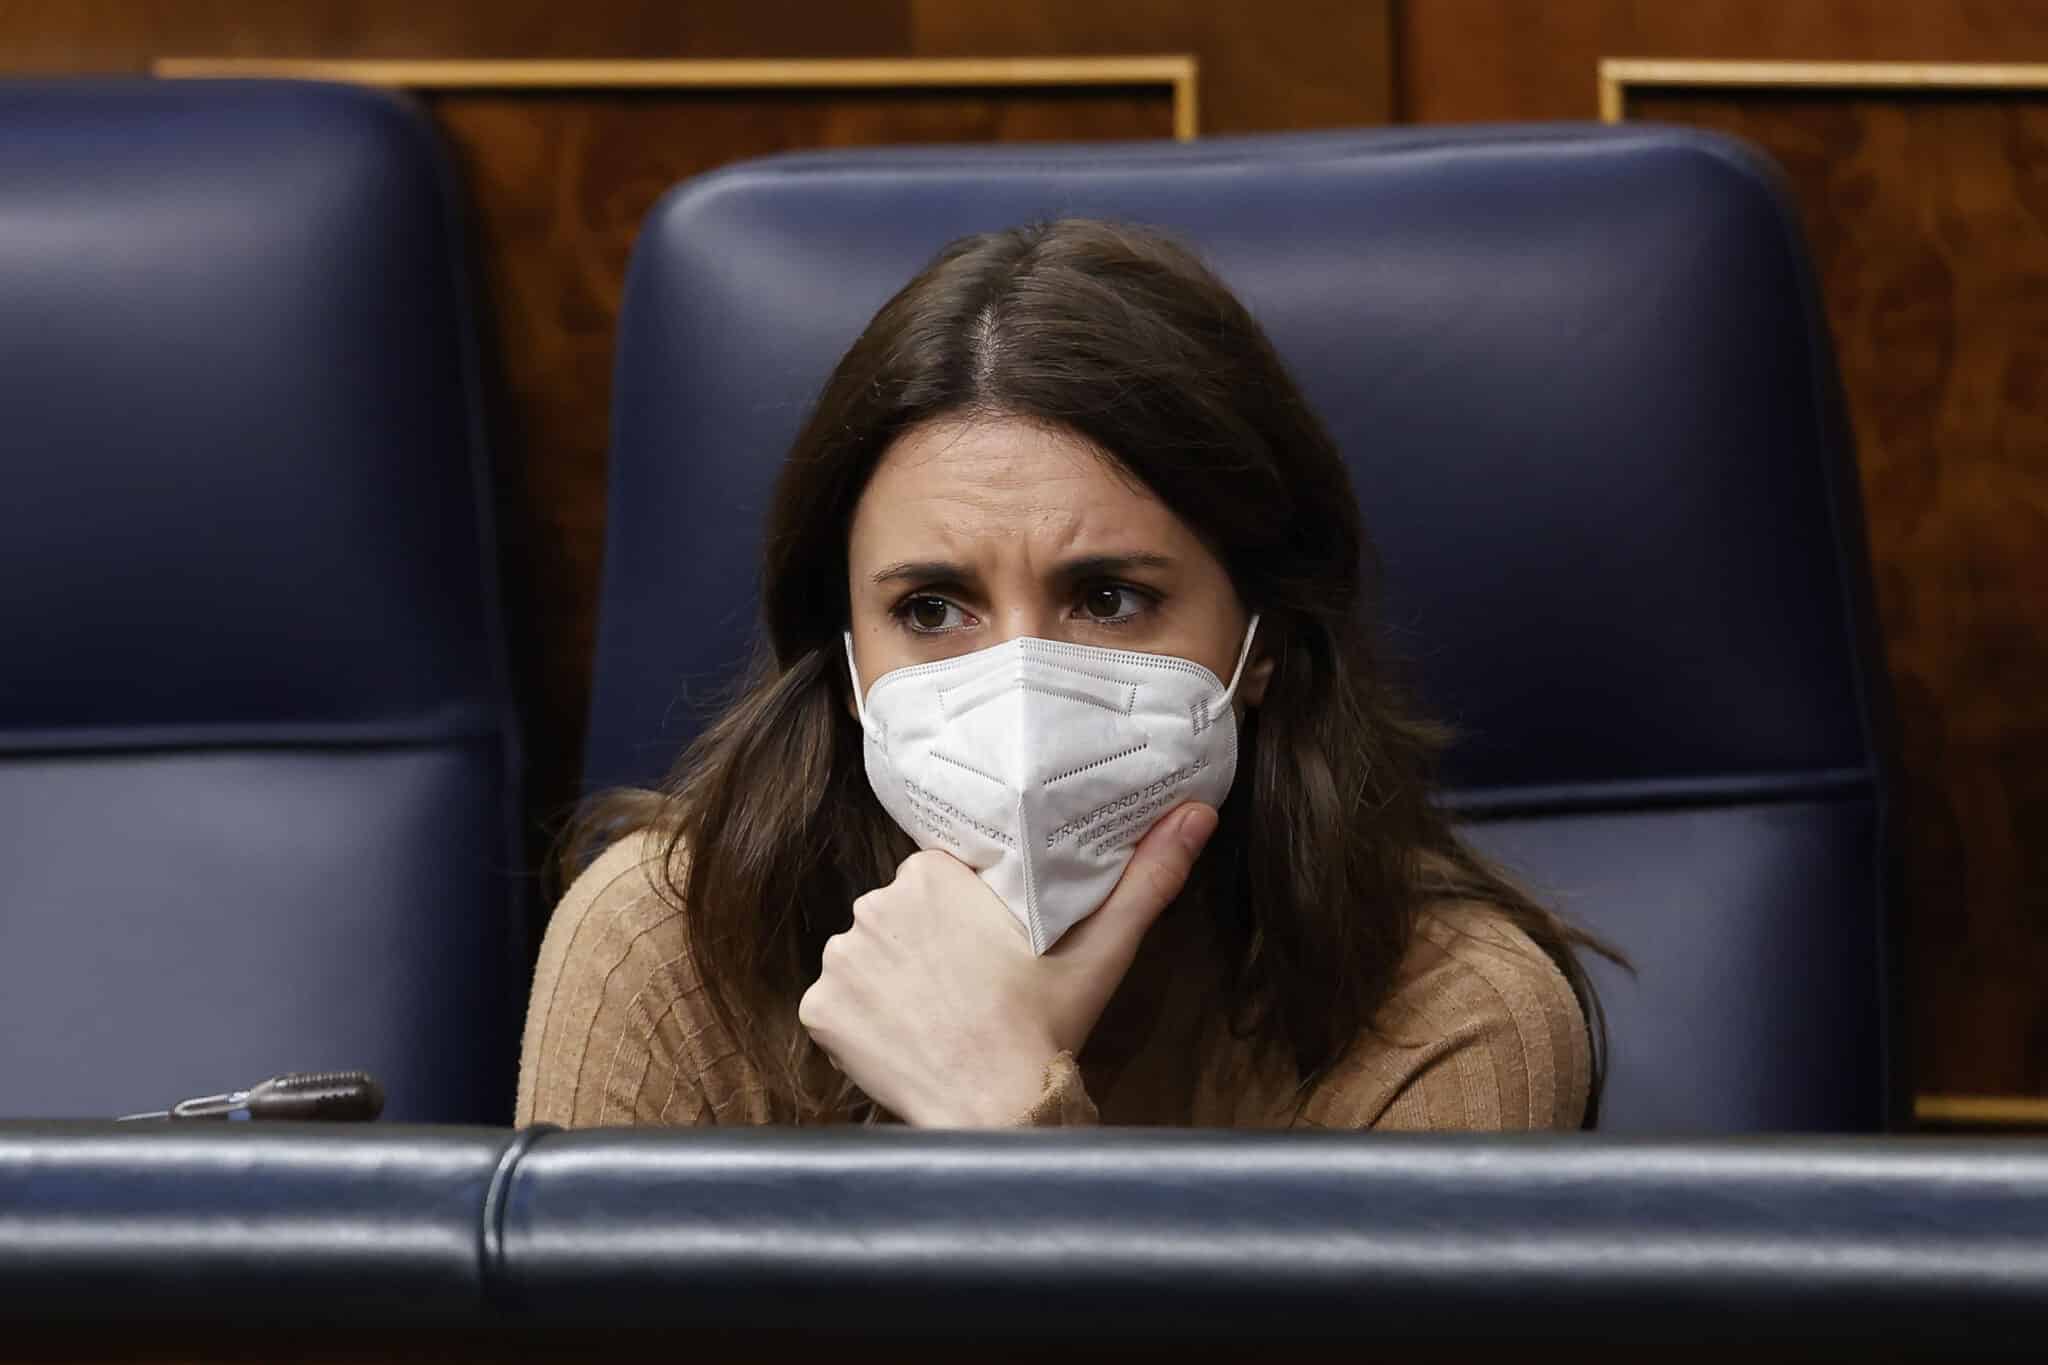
[590,126,1879,808]
[0,80,503,751]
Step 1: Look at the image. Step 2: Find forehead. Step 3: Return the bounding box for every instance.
[848,416,1191,563]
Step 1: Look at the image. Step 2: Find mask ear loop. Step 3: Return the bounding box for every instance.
[1217,613,1262,709]
[843,632,871,731]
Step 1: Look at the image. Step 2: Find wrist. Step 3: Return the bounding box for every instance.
[926,1038,1063,1127]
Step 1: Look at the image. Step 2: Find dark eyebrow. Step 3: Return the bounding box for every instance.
[867,552,1175,587]
[1054,552,1176,580]
[869,559,973,586]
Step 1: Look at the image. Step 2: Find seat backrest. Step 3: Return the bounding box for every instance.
[0,80,523,1121]
[587,127,1897,1133]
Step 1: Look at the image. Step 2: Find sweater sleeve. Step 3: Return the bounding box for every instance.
[1014,1051,1101,1126]
[1299,904,1592,1132]
[515,832,728,1128]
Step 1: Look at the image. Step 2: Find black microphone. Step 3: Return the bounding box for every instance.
[117,1070,385,1122]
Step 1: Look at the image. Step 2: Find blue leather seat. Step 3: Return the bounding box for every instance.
[587,128,1898,1133]
[0,81,523,1122]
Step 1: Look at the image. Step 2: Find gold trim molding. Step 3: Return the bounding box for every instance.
[1600,58,2048,123]
[153,55,1201,141]
[1916,1093,2048,1129]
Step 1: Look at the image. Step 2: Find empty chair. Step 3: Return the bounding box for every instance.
[0,80,524,1122]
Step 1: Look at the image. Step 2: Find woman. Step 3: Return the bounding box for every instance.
[518,218,1611,1130]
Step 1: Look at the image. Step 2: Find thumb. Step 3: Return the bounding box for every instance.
[1052,801,1218,975]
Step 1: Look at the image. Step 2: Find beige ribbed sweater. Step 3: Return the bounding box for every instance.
[516,832,1590,1130]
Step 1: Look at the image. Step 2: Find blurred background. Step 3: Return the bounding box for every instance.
[12,0,2044,1122]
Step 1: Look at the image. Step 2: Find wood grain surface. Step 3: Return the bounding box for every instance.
[0,0,917,67]
[908,0,1395,130]
[1630,87,2048,1097]
[4,0,1392,132]
[1396,0,2048,122]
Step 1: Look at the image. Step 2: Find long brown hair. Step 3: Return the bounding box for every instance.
[572,218,1614,1124]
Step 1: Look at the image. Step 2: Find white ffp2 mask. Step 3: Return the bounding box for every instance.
[845,618,1258,954]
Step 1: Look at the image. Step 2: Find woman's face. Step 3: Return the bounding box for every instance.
[845,415,1272,706]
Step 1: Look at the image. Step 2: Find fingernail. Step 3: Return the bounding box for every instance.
[1176,804,1218,856]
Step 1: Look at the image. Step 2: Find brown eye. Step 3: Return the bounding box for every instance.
[908,597,954,631]
[1083,586,1128,620]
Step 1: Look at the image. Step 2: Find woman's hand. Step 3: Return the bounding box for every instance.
[797,802,1219,1126]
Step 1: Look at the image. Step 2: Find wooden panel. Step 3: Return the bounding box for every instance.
[1395,0,2048,122]
[910,0,1395,132]
[423,85,1177,861]
[0,0,914,69]
[0,0,1391,129]
[1615,83,2048,1101]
